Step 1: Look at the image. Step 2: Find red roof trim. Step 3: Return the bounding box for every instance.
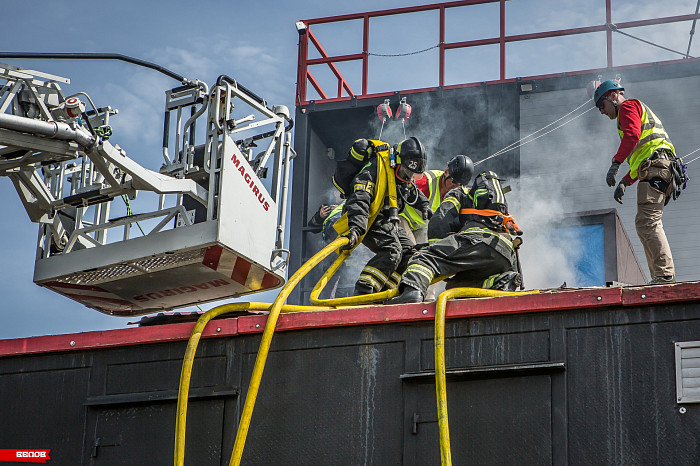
[1,283,698,357]
[622,281,700,307]
[0,318,237,358]
[236,287,622,333]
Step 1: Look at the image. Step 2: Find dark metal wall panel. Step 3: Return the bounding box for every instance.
[242,334,405,465]
[2,301,700,464]
[0,364,91,465]
[420,328,551,371]
[566,312,700,466]
[88,400,225,466]
[405,375,553,465]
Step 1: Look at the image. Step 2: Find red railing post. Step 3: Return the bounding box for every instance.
[440,6,446,88]
[297,29,309,105]
[362,14,369,96]
[606,0,613,68]
[500,0,506,80]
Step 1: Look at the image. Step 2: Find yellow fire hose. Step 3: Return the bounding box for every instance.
[309,249,399,306]
[174,302,336,466]
[433,286,540,466]
[228,235,357,465]
[174,236,348,466]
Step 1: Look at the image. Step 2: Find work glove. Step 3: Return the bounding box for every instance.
[613,181,626,204]
[340,228,360,251]
[606,160,621,187]
[422,208,433,221]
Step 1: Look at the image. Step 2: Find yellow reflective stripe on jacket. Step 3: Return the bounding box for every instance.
[483,274,498,289]
[358,274,382,291]
[406,263,434,282]
[617,100,675,180]
[443,194,461,211]
[353,180,375,194]
[490,172,505,204]
[400,170,443,230]
[349,144,366,162]
[459,226,515,253]
[363,265,388,284]
[386,272,402,289]
[322,202,345,231]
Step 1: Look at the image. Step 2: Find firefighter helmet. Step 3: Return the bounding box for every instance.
[447,154,474,186]
[395,137,426,174]
[594,79,624,107]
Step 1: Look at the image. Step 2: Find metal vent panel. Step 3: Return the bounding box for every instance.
[675,341,700,403]
[57,248,206,285]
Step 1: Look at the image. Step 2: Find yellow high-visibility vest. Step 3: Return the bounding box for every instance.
[400,170,443,230]
[617,99,675,180]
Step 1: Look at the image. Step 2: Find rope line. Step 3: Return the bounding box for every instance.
[473,94,700,171]
[611,26,697,59]
[367,44,439,57]
[683,146,700,165]
[475,99,595,166]
[121,195,146,236]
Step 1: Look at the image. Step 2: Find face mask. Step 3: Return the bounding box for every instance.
[396,165,414,182]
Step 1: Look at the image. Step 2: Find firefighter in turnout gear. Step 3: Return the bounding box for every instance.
[595,79,687,285]
[338,137,431,295]
[399,154,475,244]
[388,170,522,304]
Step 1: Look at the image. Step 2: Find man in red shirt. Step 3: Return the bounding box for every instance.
[595,79,676,284]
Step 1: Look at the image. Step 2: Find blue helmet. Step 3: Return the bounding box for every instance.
[593,79,624,107]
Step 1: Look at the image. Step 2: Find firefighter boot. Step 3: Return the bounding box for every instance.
[386,285,424,304]
[353,282,374,296]
[489,271,522,291]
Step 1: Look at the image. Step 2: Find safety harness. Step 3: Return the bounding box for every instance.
[458,208,523,236]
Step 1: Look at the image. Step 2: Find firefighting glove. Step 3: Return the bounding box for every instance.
[422,208,433,220]
[613,181,626,204]
[606,160,621,187]
[340,227,360,251]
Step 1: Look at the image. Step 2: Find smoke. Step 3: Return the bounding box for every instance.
[510,175,581,289]
[507,89,614,290]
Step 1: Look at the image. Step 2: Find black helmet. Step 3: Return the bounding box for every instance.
[447,155,474,186]
[395,137,426,174]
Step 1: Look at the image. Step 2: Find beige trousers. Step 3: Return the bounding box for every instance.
[636,180,674,279]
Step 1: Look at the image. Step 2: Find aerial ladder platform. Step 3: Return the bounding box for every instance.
[0,63,293,316]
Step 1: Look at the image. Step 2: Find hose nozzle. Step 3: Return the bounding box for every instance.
[388,206,399,224]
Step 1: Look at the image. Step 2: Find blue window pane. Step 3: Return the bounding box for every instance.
[549,224,605,287]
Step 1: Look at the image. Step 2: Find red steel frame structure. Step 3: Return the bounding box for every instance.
[296,0,700,105]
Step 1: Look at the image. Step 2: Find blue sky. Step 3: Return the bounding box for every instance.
[1,0,698,339]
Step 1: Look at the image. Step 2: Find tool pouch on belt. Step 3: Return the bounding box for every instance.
[639,151,689,204]
[638,155,672,183]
